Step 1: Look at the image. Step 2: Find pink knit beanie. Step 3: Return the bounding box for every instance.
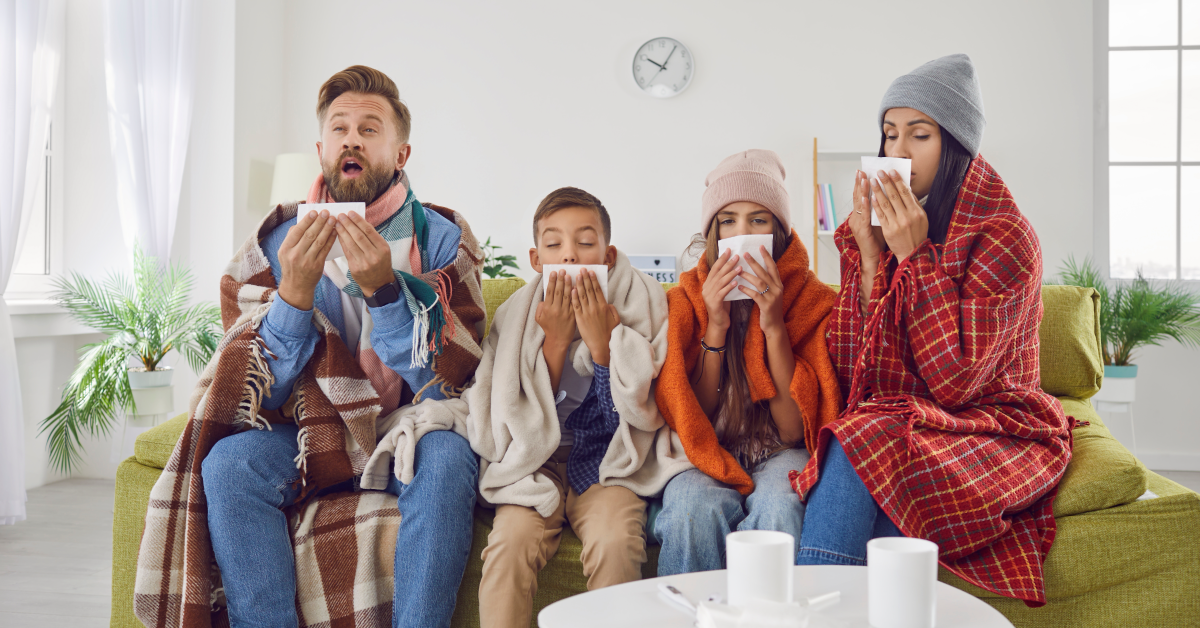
[701,149,790,235]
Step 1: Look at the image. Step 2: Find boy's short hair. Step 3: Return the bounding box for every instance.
[316,65,412,143]
[532,187,612,244]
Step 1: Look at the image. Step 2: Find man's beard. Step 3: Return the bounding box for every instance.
[323,150,396,205]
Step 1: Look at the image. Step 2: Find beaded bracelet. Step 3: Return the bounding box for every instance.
[700,339,726,354]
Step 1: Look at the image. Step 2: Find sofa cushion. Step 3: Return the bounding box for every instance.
[482,277,527,336]
[1038,285,1103,399]
[1052,397,1148,518]
[134,413,189,470]
[941,470,1200,623]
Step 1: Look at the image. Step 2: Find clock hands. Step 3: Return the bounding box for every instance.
[645,46,677,86]
[660,45,677,70]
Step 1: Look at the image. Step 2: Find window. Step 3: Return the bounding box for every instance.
[5,87,64,300]
[12,123,52,276]
[1105,0,1200,280]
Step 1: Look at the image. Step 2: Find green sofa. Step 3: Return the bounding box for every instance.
[111,280,1200,627]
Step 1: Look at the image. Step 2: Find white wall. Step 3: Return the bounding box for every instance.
[265,0,1095,278]
[14,0,1197,484]
[243,0,1197,467]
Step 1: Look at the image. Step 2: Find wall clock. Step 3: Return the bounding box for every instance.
[632,37,693,98]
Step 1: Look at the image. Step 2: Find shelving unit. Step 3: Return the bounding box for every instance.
[812,138,873,285]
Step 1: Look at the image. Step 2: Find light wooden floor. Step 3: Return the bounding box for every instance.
[0,479,113,627]
[2,472,1200,625]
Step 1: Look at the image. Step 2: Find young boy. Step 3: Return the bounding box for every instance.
[467,187,691,628]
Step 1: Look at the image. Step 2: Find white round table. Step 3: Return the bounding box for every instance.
[538,565,1013,628]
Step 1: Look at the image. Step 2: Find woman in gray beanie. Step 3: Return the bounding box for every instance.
[788,54,1073,607]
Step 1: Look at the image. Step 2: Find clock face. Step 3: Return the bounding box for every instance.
[633,37,693,98]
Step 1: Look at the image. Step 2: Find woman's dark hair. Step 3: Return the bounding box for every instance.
[686,217,791,452]
[878,126,973,245]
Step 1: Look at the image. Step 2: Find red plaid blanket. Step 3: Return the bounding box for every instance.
[790,156,1072,606]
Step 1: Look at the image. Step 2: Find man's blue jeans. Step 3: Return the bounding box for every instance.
[652,448,809,576]
[795,437,903,566]
[202,425,478,628]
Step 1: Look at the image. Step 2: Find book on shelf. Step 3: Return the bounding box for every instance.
[825,183,837,228]
[816,184,827,230]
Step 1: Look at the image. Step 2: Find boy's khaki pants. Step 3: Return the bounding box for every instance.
[478,446,647,628]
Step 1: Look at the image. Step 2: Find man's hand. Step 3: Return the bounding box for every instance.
[336,212,395,297]
[572,268,619,367]
[278,210,337,311]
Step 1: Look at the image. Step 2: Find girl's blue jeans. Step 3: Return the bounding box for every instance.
[651,448,810,576]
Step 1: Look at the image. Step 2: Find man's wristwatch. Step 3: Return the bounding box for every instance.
[364,279,402,308]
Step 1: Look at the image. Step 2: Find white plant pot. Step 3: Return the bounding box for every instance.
[1094,365,1137,404]
[128,366,173,389]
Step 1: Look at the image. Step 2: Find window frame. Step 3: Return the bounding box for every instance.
[5,67,66,301]
[1096,0,1200,285]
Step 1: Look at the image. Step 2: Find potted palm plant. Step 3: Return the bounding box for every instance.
[38,246,222,473]
[1052,256,1200,390]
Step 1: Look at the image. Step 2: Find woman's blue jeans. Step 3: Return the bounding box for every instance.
[795,436,903,566]
[201,424,478,628]
[652,448,810,576]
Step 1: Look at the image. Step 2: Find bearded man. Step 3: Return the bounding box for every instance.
[134,65,486,628]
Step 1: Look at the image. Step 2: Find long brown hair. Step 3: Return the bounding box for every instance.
[687,217,792,451]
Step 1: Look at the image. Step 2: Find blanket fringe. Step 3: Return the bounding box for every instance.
[410,292,440,369]
[294,425,310,483]
[235,336,277,430]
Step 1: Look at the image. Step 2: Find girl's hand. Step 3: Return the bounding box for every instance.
[871,169,929,260]
[849,171,886,262]
[572,269,620,367]
[737,246,786,341]
[702,249,741,334]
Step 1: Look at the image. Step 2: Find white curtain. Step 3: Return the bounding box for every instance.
[103,0,196,261]
[1,0,63,527]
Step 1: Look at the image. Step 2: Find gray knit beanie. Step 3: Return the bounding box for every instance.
[878,53,986,157]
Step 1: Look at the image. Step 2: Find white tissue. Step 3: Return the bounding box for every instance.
[696,600,808,628]
[860,156,912,227]
[541,264,609,301]
[716,234,774,302]
[301,202,366,261]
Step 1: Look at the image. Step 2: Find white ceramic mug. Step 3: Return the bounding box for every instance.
[725,530,795,607]
[867,537,938,628]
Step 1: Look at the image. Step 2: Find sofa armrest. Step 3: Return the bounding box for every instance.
[134,413,189,470]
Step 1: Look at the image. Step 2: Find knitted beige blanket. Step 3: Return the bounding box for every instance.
[364,252,692,515]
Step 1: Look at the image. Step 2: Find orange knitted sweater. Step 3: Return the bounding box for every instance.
[655,232,842,495]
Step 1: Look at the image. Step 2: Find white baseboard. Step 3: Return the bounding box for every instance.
[1138,453,1200,472]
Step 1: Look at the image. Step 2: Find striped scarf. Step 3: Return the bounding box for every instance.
[308,171,451,374]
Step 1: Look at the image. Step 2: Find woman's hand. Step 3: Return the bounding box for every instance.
[848,171,885,261]
[737,246,787,341]
[702,249,741,335]
[872,169,929,261]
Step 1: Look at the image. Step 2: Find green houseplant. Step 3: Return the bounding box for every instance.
[39,246,222,473]
[482,236,519,279]
[1052,256,1200,370]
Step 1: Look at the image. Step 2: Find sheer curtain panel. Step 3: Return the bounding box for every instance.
[1,0,62,526]
[103,0,196,261]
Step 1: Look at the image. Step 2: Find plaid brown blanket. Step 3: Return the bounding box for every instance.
[133,201,484,628]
